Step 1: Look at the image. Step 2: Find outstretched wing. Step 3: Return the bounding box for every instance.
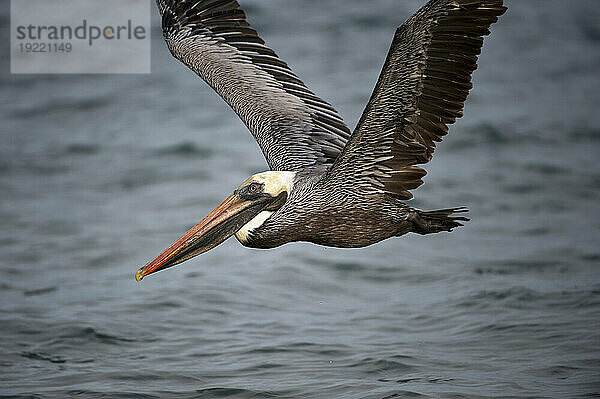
[157,0,351,171]
[323,0,506,199]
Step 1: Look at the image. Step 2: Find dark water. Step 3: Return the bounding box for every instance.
[2,0,600,398]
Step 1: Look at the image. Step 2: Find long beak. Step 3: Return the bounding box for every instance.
[135,193,267,281]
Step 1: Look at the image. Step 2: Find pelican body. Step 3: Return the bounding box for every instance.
[135,0,506,281]
[237,171,418,249]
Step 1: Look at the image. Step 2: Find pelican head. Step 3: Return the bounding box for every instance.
[135,171,295,281]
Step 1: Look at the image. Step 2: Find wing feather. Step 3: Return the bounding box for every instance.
[323,0,506,199]
[157,0,351,171]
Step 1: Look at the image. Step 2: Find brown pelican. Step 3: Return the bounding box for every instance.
[135,0,506,281]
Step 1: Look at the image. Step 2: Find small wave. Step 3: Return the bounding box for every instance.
[578,15,600,42]
[460,286,600,312]
[153,142,212,158]
[0,156,70,176]
[501,183,543,195]
[194,387,282,398]
[64,143,101,155]
[146,300,185,310]
[21,351,66,364]
[10,96,111,119]
[524,162,569,176]
[349,15,389,28]
[381,375,453,385]
[66,391,159,399]
[59,327,134,345]
[447,123,511,150]
[470,286,542,303]
[518,227,551,236]
[351,356,414,374]
[117,169,159,191]
[236,362,285,373]
[474,259,564,276]
[318,259,368,273]
[378,390,427,398]
[474,267,511,275]
[531,364,580,379]
[579,252,600,262]
[567,127,600,142]
[23,286,57,296]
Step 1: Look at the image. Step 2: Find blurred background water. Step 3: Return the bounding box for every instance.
[1,0,599,398]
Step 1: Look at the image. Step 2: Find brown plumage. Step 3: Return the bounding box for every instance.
[157,0,351,171]
[135,0,506,281]
[328,0,507,200]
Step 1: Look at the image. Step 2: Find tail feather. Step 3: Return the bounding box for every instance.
[410,207,469,235]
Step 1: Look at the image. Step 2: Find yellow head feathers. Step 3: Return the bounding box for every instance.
[240,171,295,197]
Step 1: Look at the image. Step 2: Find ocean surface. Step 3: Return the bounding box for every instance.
[2,0,600,398]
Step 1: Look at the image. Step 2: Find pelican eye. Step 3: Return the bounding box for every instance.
[248,182,261,194]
